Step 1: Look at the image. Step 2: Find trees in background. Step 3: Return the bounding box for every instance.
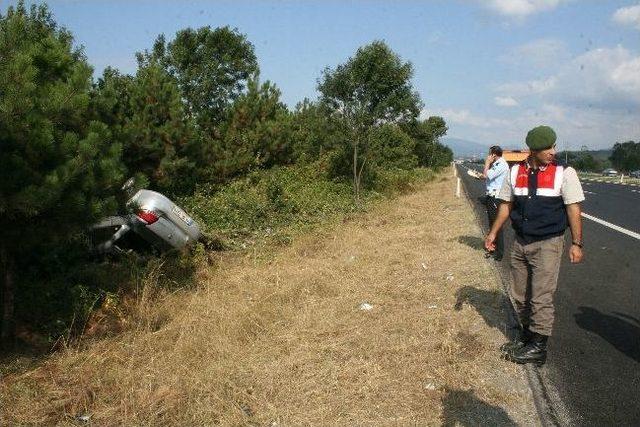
[318,41,425,200]
[0,4,451,343]
[403,116,451,168]
[572,154,603,172]
[146,26,259,129]
[610,141,640,172]
[0,2,124,344]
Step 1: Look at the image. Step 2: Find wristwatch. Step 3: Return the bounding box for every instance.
[572,240,584,248]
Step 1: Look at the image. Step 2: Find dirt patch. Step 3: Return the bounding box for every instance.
[1,170,539,426]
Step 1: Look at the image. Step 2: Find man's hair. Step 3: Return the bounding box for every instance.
[489,145,503,157]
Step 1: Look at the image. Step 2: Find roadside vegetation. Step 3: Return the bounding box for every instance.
[1,173,539,426]
[557,141,640,173]
[0,2,452,350]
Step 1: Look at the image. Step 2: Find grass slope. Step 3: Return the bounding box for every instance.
[1,170,538,426]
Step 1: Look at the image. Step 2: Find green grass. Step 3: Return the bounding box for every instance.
[180,162,437,249]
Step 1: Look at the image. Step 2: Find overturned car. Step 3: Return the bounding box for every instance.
[91,179,202,254]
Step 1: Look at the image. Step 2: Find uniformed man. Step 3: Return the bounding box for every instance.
[484,125,585,366]
[478,145,509,261]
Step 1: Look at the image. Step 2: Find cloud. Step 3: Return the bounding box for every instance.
[421,108,509,128]
[497,46,640,109]
[494,96,519,107]
[612,3,640,30]
[436,104,639,149]
[501,38,569,69]
[497,77,557,97]
[480,0,571,18]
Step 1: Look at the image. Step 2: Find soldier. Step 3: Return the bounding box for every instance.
[485,125,585,366]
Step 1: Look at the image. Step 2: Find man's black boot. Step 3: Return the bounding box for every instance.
[506,332,548,366]
[500,326,532,353]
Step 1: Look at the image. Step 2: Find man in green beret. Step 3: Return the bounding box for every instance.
[484,125,585,366]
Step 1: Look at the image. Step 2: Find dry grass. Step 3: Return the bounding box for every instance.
[1,170,538,426]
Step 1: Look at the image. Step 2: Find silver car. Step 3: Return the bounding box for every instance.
[92,180,201,254]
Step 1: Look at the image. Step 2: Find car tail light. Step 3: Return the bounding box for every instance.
[136,209,159,225]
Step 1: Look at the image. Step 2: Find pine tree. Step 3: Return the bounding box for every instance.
[0,2,124,345]
[92,62,195,194]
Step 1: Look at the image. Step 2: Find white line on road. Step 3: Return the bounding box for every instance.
[581,213,640,241]
[584,190,596,195]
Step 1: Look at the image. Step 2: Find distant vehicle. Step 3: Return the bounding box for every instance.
[630,170,640,179]
[602,168,618,177]
[503,150,529,166]
[91,178,202,254]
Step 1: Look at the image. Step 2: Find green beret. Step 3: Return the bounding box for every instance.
[526,125,556,150]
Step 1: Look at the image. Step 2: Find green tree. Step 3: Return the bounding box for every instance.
[195,78,293,184]
[610,141,640,172]
[368,124,417,171]
[144,26,259,128]
[125,62,195,193]
[318,41,423,200]
[403,116,448,167]
[289,99,348,163]
[0,2,124,345]
[92,62,196,194]
[572,154,602,172]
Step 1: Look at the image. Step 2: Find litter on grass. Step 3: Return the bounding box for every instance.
[359,302,374,311]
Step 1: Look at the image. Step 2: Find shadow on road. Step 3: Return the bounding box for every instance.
[457,235,485,251]
[574,306,640,363]
[454,286,506,331]
[441,387,517,426]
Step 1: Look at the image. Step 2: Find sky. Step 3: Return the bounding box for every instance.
[3,0,639,150]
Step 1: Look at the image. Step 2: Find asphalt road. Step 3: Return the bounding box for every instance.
[457,163,640,426]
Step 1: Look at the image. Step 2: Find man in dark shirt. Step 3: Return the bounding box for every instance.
[484,125,584,366]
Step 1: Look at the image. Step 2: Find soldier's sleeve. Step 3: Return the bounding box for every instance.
[497,166,513,202]
[561,167,585,204]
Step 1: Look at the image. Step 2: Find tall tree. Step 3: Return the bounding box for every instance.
[403,116,448,167]
[610,141,640,172]
[318,41,422,200]
[196,78,293,183]
[124,62,195,193]
[0,2,124,345]
[92,62,196,194]
[143,26,259,128]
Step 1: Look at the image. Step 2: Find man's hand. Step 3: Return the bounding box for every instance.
[485,232,497,252]
[484,154,496,167]
[569,245,583,263]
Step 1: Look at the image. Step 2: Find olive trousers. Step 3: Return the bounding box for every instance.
[509,235,564,336]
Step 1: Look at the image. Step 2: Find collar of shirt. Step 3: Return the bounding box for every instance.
[524,157,548,172]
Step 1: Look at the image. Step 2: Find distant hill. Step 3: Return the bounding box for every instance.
[440,137,488,157]
[441,137,524,158]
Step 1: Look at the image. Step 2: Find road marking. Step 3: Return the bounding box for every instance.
[581,213,640,241]
[584,190,596,195]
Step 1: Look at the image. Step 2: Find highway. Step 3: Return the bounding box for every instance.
[458,163,640,426]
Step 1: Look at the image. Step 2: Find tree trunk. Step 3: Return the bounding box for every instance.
[0,244,15,349]
[353,136,360,202]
